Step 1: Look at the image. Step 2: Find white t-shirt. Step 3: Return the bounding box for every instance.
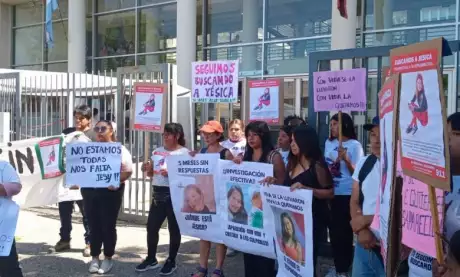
[221,139,246,157]
[277,149,289,167]
[0,161,21,200]
[352,155,381,239]
[324,139,364,195]
[120,145,133,173]
[408,250,434,277]
[151,146,189,187]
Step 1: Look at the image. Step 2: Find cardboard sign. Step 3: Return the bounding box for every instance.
[390,38,450,191]
[313,68,367,112]
[192,60,239,103]
[246,79,284,124]
[132,83,168,132]
[65,142,122,188]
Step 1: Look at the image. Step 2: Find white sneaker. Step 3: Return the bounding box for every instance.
[98,259,114,274]
[88,259,100,274]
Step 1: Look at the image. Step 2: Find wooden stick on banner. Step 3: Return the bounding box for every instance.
[338,111,343,146]
[428,186,444,263]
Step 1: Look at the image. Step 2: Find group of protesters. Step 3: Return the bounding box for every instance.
[0,103,459,277]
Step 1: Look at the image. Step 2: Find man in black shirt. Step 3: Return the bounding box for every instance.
[51,105,95,257]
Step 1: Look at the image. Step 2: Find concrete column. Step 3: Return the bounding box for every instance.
[0,4,12,68]
[330,0,357,70]
[145,7,160,65]
[374,0,393,45]
[68,0,86,73]
[241,0,258,71]
[176,0,196,149]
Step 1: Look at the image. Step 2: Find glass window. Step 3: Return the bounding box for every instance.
[207,0,263,46]
[365,0,456,30]
[14,3,43,27]
[95,56,135,72]
[13,65,43,71]
[96,11,136,57]
[207,44,263,77]
[265,37,331,75]
[47,21,68,61]
[14,26,43,65]
[266,0,332,40]
[138,53,177,65]
[138,4,177,53]
[52,0,68,20]
[97,0,136,13]
[138,0,176,5]
[46,63,68,72]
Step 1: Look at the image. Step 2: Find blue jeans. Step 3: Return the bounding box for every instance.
[352,243,385,277]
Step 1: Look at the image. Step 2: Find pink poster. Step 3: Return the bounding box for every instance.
[399,150,444,258]
[312,68,367,112]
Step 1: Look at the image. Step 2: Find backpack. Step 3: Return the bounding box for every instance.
[357,154,378,208]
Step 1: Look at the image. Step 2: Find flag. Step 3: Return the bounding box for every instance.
[45,0,59,48]
[337,0,347,19]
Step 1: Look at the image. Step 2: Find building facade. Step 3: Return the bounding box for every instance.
[2,0,460,125]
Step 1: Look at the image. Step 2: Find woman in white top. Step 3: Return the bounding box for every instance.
[324,112,363,277]
[82,120,133,274]
[135,123,189,275]
[221,119,246,157]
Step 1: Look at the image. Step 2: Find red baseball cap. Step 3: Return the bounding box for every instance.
[200,120,224,133]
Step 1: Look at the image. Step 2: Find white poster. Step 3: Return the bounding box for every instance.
[248,79,281,124]
[262,186,314,277]
[66,142,122,188]
[0,137,61,208]
[0,198,20,256]
[218,160,275,259]
[167,154,222,243]
[133,83,166,132]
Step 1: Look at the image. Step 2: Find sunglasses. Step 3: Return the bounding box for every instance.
[94,126,110,133]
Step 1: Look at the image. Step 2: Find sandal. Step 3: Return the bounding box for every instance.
[191,266,208,277]
[212,269,224,277]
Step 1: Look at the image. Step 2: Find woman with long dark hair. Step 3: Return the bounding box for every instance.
[235,121,285,277]
[407,73,428,135]
[82,120,133,274]
[135,123,189,275]
[191,120,233,277]
[324,113,363,277]
[227,185,248,225]
[280,212,303,265]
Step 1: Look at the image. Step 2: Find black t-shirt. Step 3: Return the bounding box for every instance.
[62,127,97,141]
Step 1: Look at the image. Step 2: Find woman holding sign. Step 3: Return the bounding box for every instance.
[235,121,286,277]
[324,113,363,277]
[81,120,133,275]
[190,120,233,277]
[135,123,189,275]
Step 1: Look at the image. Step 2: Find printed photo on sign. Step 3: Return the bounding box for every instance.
[380,117,393,205]
[133,83,166,132]
[399,70,446,180]
[226,183,263,228]
[65,142,122,188]
[248,80,281,124]
[152,153,167,175]
[273,207,306,266]
[181,175,216,215]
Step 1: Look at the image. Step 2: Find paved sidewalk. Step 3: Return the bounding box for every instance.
[16,207,333,277]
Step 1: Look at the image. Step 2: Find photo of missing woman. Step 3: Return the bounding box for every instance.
[181,175,216,214]
[138,94,156,115]
[227,184,249,225]
[272,207,306,266]
[253,88,271,111]
[406,73,428,135]
[47,145,56,166]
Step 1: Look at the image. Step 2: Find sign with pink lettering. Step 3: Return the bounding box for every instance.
[312,68,367,112]
[192,60,239,103]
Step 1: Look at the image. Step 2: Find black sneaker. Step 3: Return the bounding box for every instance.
[160,259,177,275]
[135,258,160,272]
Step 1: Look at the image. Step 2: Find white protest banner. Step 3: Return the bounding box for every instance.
[35,136,65,179]
[192,60,239,103]
[167,154,222,243]
[0,198,20,256]
[218,160,275,259]
[262,185,314,277]
[66,142,122,188]
[1,137,61,208]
